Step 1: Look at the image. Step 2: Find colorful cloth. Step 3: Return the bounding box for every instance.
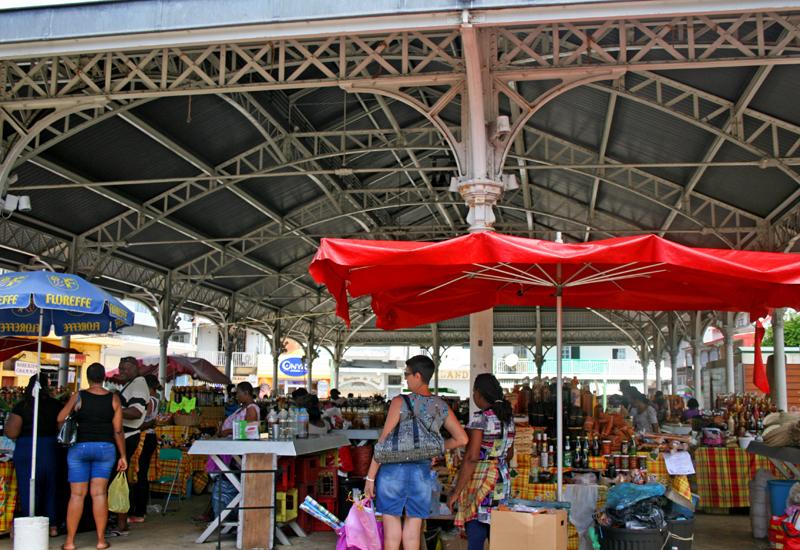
[0,461,17,534]
[454,460,500,528]
[694,447,778,509]
[463,409,515,524]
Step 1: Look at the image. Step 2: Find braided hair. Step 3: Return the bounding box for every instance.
[474,373,513,433]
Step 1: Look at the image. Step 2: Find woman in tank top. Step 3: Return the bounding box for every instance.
[58,363,127,550]
[365,356,468,550]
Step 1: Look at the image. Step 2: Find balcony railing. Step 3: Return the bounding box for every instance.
[494,358,607,376]
[196,350,257,369]
[494,358,673,380]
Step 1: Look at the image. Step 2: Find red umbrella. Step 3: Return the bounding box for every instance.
[106,355,231,385]
[310,232,800,498]
[309,232,800,330]
[0,337,79,363]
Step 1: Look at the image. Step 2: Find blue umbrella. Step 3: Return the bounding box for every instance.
[0,271,134,516]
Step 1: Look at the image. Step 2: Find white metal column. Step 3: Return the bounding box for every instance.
[724,312,737,394]
[774,308,788,411]
[693,312,704,409]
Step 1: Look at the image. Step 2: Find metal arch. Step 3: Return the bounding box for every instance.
[494,68,626,177]
[515,127,750,248]
[12,98,156,168]
[340,82,465,175]
[0,100,108,197]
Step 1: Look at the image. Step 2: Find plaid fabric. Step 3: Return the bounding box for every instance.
[148,449,209,496]
[642,453,692,502]
[128,433,146,484]
[454,460,500,528]
[694,447,777,509]
[0,462,16,534]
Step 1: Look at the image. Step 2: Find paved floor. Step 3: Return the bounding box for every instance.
[0,499,772,549]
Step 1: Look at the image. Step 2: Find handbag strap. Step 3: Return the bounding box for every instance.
[400,394,421,449]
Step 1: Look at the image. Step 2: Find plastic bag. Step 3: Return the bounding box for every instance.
[606,482,665,511]
[108,472,130,514]
[337,498,383,550]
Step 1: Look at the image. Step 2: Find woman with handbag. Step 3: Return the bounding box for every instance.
[364,355,468,550]
[58,363,127,550]
[4,374,63,537]
[448,374,515,550]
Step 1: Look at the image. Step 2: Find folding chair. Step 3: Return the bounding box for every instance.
[156,447,184,515]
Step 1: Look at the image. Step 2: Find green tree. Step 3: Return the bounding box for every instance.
[763,312,800,347]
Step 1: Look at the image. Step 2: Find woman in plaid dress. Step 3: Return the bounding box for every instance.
[449,374,515,550]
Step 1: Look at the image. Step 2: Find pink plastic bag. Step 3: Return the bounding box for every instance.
[336,498,383,550]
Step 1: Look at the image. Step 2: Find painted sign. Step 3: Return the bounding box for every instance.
[279,356,307,377]
[14,361,38,376]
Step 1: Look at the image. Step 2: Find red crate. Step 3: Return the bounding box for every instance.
[296,456,320,485]
[276,457,296,491]
[315,470,339,499]
[310,497,338,532]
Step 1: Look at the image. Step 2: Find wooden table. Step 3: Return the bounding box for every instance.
[188,434,349,549]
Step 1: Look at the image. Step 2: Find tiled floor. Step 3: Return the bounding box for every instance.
[0,496,770,549]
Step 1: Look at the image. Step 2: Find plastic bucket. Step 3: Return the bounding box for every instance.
[13,517,48,550]
[600,525,667,550]
[666,518,695,550]
[768,480,798,516]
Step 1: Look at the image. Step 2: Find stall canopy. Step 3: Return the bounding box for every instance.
[106,355,232,386]
[310,231,800,499]
[0,337,78,363]
[309,232,800,330]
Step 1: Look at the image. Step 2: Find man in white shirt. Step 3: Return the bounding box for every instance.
[114,356,150,535]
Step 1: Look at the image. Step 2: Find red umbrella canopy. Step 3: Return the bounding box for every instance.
[106,355,231,385]
[0,337,79,363]
[309,232,800,330]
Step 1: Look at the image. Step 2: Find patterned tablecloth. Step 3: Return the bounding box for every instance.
[147,426,209,495]
[694,447,779,509]
[0,461,16,534]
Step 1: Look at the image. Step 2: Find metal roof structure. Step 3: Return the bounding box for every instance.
[0,0,799,363]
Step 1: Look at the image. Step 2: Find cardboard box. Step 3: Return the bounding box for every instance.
[489,509,568,550]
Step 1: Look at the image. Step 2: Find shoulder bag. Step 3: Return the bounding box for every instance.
[373,395,444,464]
[57,391,82,447]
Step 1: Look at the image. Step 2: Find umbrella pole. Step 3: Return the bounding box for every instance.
[556,289,563,502]
[29,308,44,517]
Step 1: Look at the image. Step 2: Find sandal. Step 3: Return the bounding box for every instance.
[97,543,111,550]
[105,529,130,538]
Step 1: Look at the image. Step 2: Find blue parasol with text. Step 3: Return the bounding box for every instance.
[0,270,134,517]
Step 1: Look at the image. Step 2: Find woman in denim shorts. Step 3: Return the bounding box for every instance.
[365,356,468,550]
[58,363,127,550]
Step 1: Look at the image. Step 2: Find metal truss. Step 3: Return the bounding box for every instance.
[493,12,800,77]
[0,30,464,109]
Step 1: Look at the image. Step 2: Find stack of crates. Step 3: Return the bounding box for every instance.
[312,450,340,532]
[296,454,321,532]
[275,458,298,525]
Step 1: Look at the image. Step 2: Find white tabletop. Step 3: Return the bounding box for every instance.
[188,433,350,457]
[339,429,382,441]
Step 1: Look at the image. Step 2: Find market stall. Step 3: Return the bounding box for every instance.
[189,434,349,549]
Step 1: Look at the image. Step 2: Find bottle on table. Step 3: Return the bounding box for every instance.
[564,437,572,467]
[629,436,638,457]
[297,408,309,439]
[268,408,279,440]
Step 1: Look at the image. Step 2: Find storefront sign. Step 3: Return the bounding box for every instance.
[279,356,307,377]
[14,361,38,376]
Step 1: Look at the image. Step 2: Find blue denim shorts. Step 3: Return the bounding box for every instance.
[67,442,116,483]
[375,461,432,518]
